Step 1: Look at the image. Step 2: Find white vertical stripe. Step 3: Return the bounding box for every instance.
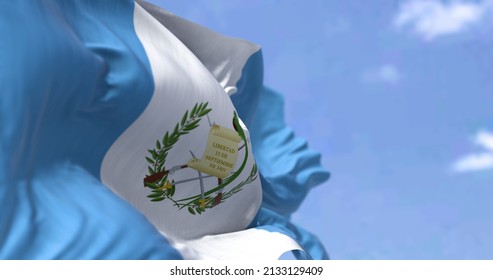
[101,2,304,259]
[101,2,261,241]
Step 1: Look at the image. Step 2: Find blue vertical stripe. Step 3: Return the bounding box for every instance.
[0,0,181,259]
[231,49,330,259]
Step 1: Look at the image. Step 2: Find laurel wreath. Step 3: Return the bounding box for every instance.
[143,101,258,215]
[143,102,211,205]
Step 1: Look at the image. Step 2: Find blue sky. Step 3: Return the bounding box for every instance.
[149,0,493,259]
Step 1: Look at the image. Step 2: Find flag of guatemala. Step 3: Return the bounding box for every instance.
[0,1,330,260]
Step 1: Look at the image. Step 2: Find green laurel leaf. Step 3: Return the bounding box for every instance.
[190,103,198,118]
[201,101,209,111]
[157,161,164,171]
[196,103,203,113]
[173,123,179,135]
[186,119,200,129]
[147,192,163,198]
[168,184,175,197]
[198,108,212,117]
[162,132,169,145]
[148,149,158,158]
[181,110,188,126]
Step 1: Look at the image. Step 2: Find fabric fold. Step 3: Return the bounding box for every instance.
[1,0,330,260]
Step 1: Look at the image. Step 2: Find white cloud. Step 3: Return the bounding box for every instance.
[362,64,402,85]
[394,0,492,40]
[475,130,493,151]
[452,130,493,173]
[452,152,493,172]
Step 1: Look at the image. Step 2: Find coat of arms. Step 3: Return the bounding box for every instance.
[142,102,258,215]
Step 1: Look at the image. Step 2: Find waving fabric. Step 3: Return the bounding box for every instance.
[0,0,329,259]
